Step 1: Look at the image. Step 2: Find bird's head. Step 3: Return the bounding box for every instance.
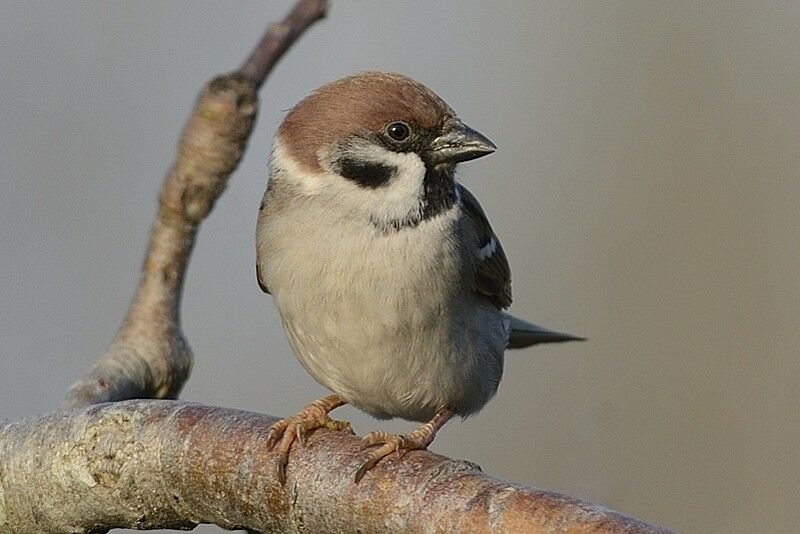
[271,71,495,230]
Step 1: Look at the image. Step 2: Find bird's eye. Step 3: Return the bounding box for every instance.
[386,121,411,142]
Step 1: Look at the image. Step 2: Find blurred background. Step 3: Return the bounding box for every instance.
[2,1,799,532]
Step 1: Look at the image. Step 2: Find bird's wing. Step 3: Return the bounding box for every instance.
[458,184,585,348]
[457,183,512,309]
[255,191,270,294]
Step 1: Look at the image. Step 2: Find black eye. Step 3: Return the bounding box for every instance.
[386,121,411,141]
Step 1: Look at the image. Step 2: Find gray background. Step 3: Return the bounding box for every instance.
[2,2,799,533]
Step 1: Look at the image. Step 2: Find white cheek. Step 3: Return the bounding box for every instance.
[270,137,327,194]
[363,146,426,223]
[271,136,428,224]
[316,142,427,223]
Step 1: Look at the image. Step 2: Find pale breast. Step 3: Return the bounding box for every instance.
[258,186,506,421]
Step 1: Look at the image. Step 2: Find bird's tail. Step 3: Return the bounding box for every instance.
[505,313,586,349]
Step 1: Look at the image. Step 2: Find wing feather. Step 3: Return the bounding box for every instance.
[458,184,512,309]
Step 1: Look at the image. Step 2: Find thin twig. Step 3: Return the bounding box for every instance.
[63,0,327,409]
[240,0,329,88]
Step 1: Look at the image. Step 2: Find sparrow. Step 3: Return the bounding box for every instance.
[256,71,582,483]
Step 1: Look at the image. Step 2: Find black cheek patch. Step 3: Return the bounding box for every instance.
[335,157,395,188]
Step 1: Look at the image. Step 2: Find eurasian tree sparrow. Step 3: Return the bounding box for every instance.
[256,72,582,483]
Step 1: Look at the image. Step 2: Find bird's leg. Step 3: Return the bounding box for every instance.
[355,407,454,483]
[265,394,352,484]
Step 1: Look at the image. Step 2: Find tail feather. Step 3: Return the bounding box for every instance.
[505,314,586,349]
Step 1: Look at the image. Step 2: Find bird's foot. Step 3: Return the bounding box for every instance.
[265,394,351,484]
[355,407,453,483]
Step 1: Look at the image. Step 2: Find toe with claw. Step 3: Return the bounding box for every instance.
[355,407,453,483]
[265,394,351,484]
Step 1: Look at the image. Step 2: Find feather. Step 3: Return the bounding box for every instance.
[458,184,512,309]
[505,314,586,348]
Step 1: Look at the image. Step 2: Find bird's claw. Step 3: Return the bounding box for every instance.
[264,395,349,485]
[275,453,288,485]
[295,421,307,446]
[265,419,289,450]
[327,419,354,435]
[354,455,378,484]
[354,431,431,483]
[354,408,455,483]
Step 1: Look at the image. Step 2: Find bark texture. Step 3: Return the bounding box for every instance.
[0,1,673,532]
[0,401,671,533]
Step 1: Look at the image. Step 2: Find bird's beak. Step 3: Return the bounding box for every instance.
[429,121,496,165]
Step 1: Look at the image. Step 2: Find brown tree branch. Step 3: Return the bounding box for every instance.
[0,1,673,532]
[0,401,671,533]
[63,0,328,410]
[240,0,329,87]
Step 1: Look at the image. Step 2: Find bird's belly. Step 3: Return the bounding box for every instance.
[263,205,506,421]
[273,261,505,422]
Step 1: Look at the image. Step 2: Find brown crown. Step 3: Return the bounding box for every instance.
[277,71,455,171]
